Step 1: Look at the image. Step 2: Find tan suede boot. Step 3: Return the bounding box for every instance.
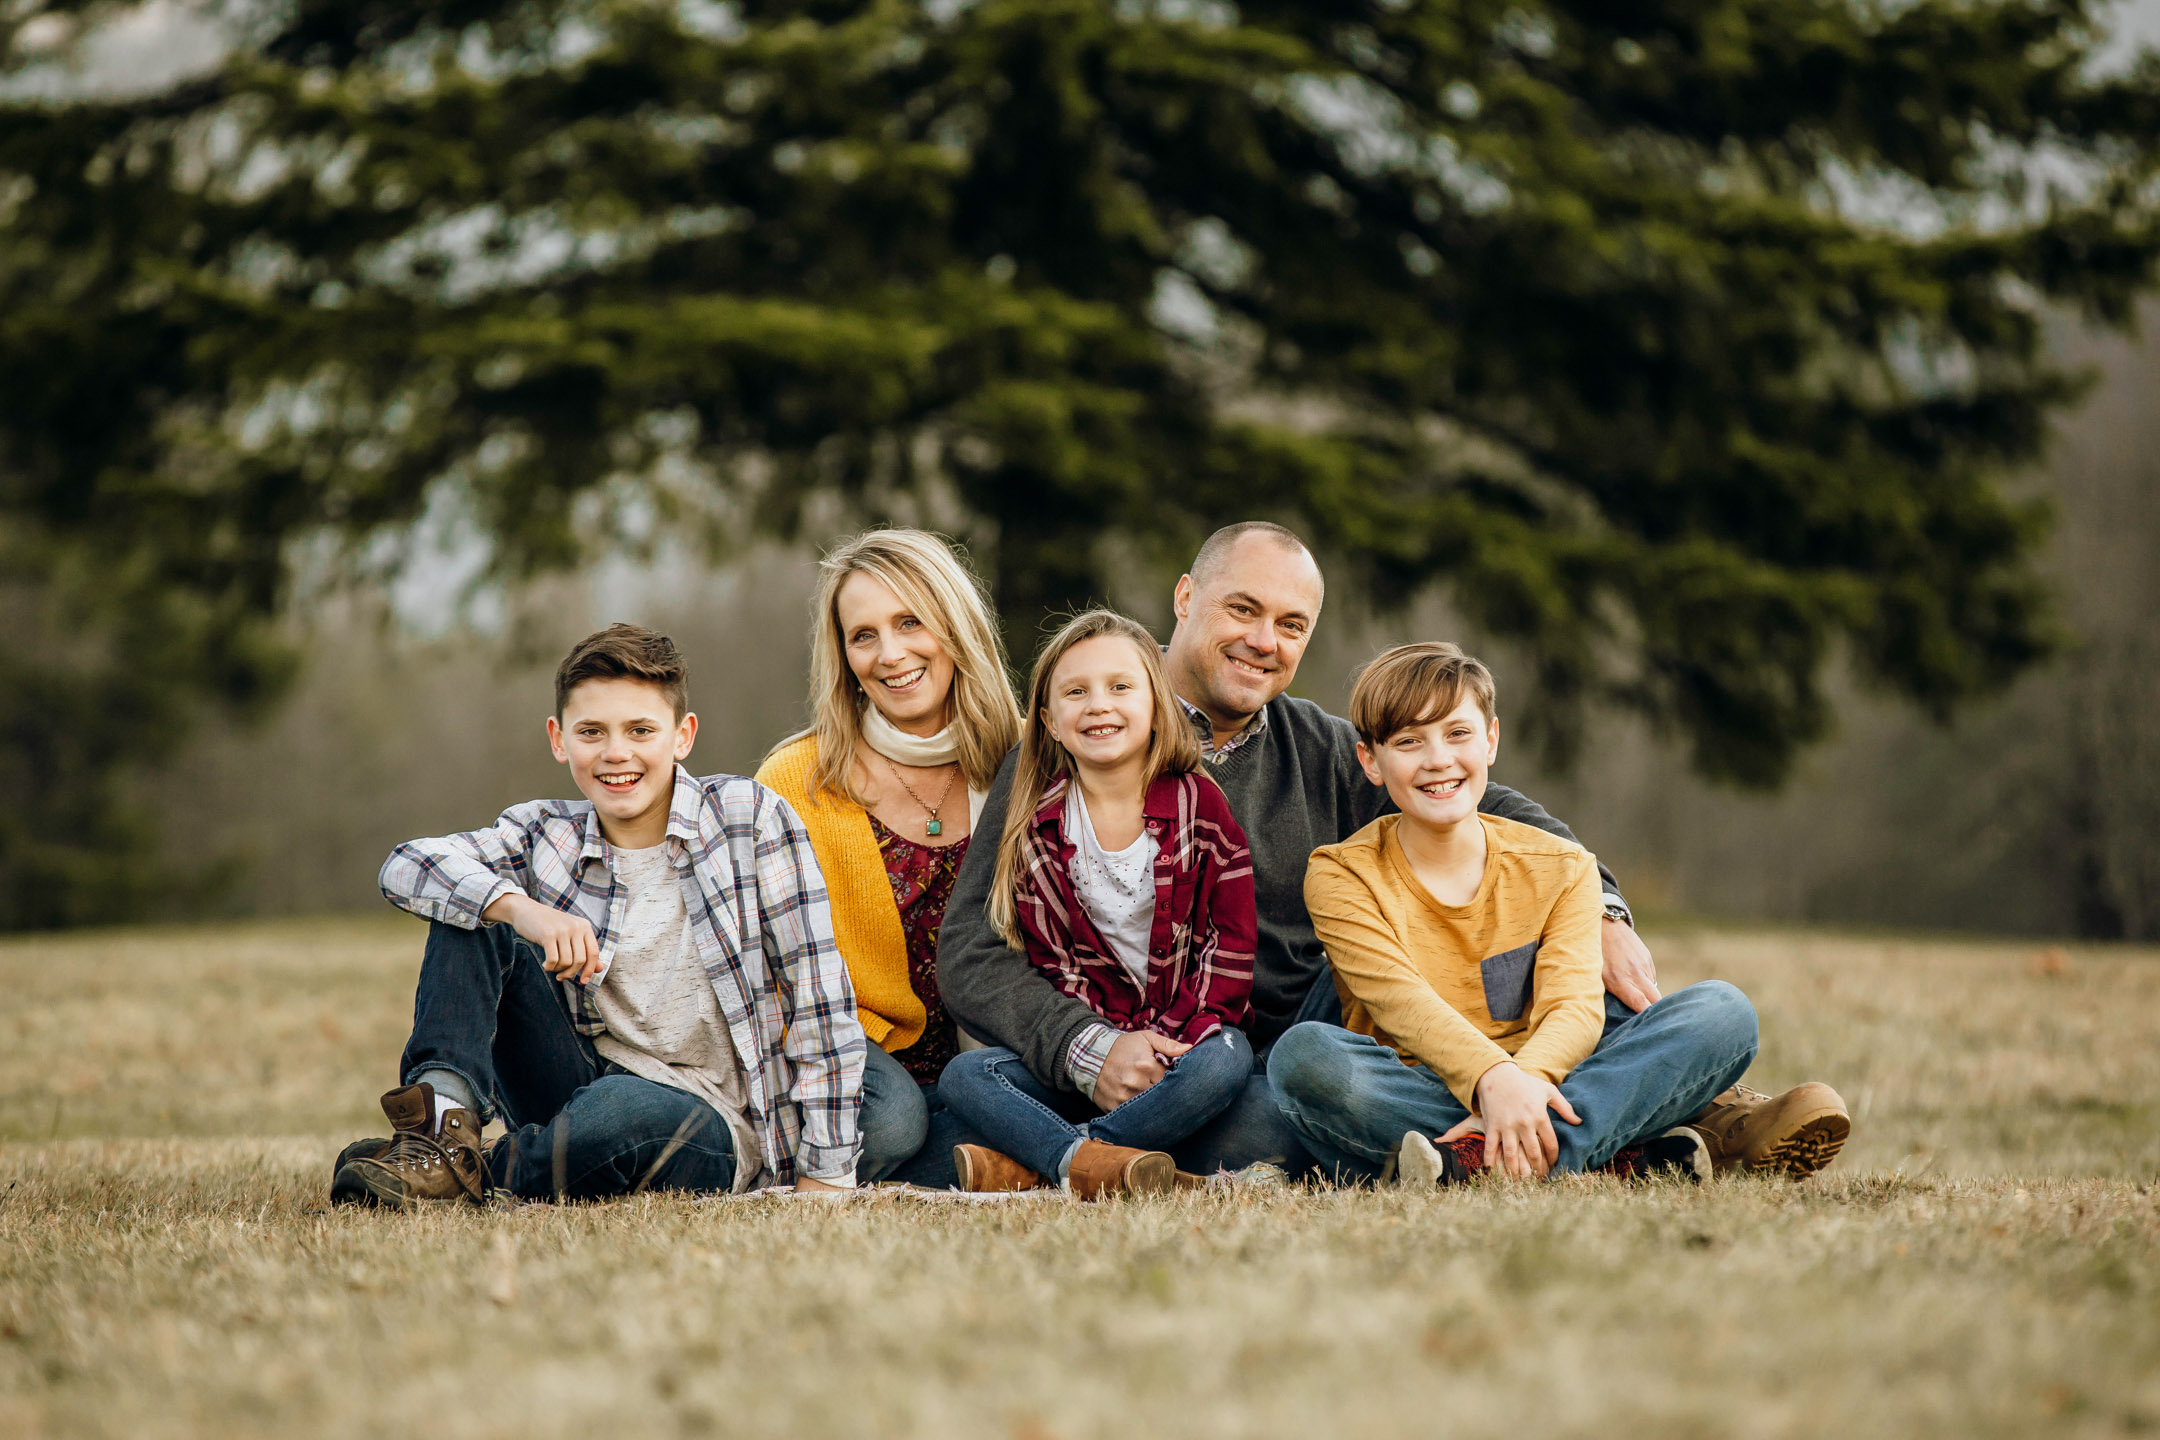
[1690,1082,1850,1178]
[330,1083,490,1209]
[954,1144,1044,1193]
[1066,1140,1174,1200]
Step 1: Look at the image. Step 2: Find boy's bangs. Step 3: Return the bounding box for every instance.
[1350,643,1495,745]
[1364,676,1465,745]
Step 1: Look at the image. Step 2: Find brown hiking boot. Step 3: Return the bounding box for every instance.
[1690,1082,1850,1179]
[330,1135,390,1186]
[330,1083,490,1209]
[1066,1140,1174,1200]
[953,1144,1044,1193]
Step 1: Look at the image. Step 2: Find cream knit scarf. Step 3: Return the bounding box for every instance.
[860,704,989,827]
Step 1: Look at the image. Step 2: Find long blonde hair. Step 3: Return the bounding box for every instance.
[779,527,1021,809]
[987,609,1202,946]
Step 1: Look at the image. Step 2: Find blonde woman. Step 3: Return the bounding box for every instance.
[758,528,1021,1183]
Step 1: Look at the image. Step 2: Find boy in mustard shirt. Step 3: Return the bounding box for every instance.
[1268,642,1761,1185]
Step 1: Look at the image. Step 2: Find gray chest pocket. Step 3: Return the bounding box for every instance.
[1480,941,1539,1023]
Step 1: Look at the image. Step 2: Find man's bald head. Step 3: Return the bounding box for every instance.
[1189,521,1325,605]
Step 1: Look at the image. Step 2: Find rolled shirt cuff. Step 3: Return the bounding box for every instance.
[794,1141,861,1188]
[465,877,521,927]
[1066,1023,1119,1103]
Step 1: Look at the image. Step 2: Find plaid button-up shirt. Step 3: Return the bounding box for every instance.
[1013,771,1256,1046]
[377,765,865,1185]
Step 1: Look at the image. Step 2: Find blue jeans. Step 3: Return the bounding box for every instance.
[859,1042,988,1188]
[491,1071,740,1200]
[939,1028,1255,1180]
[396,920,903,1194]
[1267,983,1759,1182]
[1164,972,1344,1177]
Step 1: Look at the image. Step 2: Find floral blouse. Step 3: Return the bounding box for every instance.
[867,814,970,1083]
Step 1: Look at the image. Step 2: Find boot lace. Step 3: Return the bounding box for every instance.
[373,1128,489,1204]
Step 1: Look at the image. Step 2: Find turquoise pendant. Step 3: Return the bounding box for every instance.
[925,818,942,837]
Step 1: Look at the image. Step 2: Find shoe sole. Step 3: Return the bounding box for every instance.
[1122,1152,1175,1197]
[328,1166,384,1208]
[1748,1113,1851,1179]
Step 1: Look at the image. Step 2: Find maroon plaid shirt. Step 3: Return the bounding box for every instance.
[1012,771,1256,1044]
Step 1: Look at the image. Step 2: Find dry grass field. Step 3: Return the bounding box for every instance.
[1,916,2156,1439]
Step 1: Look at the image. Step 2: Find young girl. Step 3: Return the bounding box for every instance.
[939,610,1257,1198]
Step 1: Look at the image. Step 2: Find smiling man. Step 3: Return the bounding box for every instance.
[939,522,1850,1180]
[331,624,880,1209]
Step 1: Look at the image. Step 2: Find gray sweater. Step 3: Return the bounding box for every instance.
[937,694,1623,1091]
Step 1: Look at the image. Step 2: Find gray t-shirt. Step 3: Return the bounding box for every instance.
[589,842,761,1191]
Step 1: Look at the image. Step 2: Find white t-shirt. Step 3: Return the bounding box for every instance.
[1065,787,1160,990]
[586,842,763,1191]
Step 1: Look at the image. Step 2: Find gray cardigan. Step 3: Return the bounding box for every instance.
[936,693,1623,1091]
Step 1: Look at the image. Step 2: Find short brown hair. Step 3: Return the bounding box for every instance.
[1349,642,1496,745]
[554,624,689,719]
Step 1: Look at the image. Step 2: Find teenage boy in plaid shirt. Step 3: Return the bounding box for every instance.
[331,625,876,1207]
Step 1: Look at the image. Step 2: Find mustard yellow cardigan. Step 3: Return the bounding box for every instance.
[756,736,922,1053]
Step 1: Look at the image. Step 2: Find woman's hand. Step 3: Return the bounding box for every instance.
[1471,1061,1582,1178]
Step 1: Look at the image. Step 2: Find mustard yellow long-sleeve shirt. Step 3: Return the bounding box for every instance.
[1305,813,1606,1109]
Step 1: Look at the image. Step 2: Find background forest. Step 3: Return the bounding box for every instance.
[146,297,2160,941]
[6,0,2160,939]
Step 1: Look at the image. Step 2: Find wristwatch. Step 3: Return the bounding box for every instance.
[1602,898,1633,927]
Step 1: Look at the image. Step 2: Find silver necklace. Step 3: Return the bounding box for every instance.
[881,755,958,838]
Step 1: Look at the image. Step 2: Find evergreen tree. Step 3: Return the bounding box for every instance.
[3,0,2157,926]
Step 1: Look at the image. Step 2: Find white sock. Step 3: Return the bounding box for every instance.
[414,1070,477,1131]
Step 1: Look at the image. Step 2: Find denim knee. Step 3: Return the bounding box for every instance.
[1674,979,1759,1059]
[430,917,522,970]
[1265,1021,1358,1115]
[592,1074,723,1147]
[1177,1026,1254,1090]
[511,1074,735,1198]
[859,1049,930,1181]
